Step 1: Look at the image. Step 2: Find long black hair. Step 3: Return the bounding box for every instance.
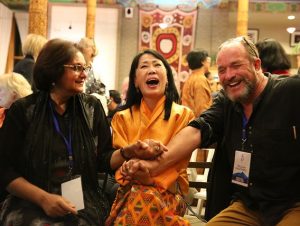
[120,49,180,120]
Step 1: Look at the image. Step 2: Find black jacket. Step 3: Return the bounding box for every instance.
[189,74,300,225]
[13,55,35,85]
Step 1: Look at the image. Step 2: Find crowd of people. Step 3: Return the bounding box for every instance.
[0,34,299,226]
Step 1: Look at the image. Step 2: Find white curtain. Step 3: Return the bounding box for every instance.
[0,3,13,74]
[49,4,119,90]
[15,11,29,46]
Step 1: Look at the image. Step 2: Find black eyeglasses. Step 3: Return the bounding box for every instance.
[64,64,91,73]
[242,36,259,58]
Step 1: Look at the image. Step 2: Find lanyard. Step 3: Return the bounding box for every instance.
[242,113,248,150]
[49,102,73,172]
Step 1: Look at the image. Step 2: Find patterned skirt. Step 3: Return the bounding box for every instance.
[105,184,190,226]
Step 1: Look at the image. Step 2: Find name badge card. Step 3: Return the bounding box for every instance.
[61,176,84,210]
[232,150,251,187]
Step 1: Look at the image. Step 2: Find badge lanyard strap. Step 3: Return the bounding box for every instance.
[49,102,73,172]
[242,113,248,150]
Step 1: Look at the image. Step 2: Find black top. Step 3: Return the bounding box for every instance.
[107,105,121,125]
[0,92,115,225]
[189,73,300,225]
[13,55,35,85]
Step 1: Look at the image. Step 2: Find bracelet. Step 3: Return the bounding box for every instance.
[120,148,130,161]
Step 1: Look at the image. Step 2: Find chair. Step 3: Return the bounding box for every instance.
[186,148,215,217]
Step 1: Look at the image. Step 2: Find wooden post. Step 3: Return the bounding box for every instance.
[236,0,249,37]
[28,0,48,37]
[5,14,16,73]
[86,0,96,39]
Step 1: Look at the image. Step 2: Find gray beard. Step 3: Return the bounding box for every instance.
[225,79,256,104]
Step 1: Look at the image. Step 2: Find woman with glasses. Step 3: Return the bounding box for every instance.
[0,39,161,226]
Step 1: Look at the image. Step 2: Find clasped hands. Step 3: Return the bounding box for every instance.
[120,139,167,185]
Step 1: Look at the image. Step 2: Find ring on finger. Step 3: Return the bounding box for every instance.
[155,146,160,151]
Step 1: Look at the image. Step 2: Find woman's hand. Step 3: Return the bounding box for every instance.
[120,159,154,185]
[132,161,154,186]
[120,159,140,180]
[40,193,77,218]
[7,177,78,218]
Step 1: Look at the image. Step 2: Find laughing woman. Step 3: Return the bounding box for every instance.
[0,39,158,226]
[106,49,194,225]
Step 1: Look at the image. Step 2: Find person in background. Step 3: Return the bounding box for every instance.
[205,71,222,98]
[205,71,218,95]
[181,49,213,173]
[122,36,300,226]
[0,72,32,127]
[105,49,194,225]
[204,71,213,80]
[102,89,122,206]
[255,38,291,76]
[77,37,100,93]
[182,49,212,117]
[0,39,161,226]
[0,72,32,203]
[77,37,108,115]
[107,89,122,124]
[88,80,109,116]
[120,76,129,104]
[13,33,47,89]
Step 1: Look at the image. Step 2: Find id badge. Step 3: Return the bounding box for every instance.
[61,176,85,210]
[231,150,251,187]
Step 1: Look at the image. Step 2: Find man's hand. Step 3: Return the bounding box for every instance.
[40,193,77,217]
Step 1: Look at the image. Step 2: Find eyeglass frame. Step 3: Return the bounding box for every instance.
[63,64,92,73]
[241,36,259,59]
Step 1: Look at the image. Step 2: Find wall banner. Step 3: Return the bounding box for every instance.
[139,8,197,92]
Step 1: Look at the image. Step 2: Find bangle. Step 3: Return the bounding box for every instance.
[120,148,130,161]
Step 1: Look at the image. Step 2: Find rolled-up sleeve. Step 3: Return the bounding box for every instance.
[188,90,226,147]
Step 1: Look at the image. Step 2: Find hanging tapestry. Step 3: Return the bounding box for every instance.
[139,8,197,93]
